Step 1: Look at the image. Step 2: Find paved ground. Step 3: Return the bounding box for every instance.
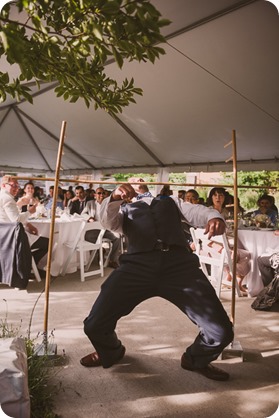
[0,269,278,418]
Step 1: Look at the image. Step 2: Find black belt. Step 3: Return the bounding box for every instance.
[153,240,186,252]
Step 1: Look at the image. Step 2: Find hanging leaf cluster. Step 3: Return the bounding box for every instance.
[0,0,170,112]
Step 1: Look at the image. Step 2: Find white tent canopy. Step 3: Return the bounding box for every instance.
[1,0,279,175]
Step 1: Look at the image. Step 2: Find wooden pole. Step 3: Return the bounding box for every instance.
[13,176,278,190]
[42,121,67,353]
[231,130,238,325]
[224,130,238,325]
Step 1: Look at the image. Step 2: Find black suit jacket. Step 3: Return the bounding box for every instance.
[70,197,91,215]
[0,222,32,289]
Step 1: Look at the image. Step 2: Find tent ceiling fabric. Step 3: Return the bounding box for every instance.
[1,0,279,175]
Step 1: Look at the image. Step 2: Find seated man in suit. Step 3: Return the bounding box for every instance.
[81,187,121,269]
[0,175,49,276]
[69,185,91,215]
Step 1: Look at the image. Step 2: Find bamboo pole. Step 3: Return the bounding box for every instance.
[12,176,278,190]
[224,130,238,325]
[42,121,67,353]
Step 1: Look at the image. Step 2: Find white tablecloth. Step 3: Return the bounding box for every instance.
[30,217,85,276]
[237,228,279,297]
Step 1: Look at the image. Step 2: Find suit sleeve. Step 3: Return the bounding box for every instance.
[173,197,225,227]
[99,196,124,233]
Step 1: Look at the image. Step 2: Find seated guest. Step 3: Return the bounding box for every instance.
[257,230,279,287]
[185,189,199,204]
[225,194,245,218]
[17,181,40,212]
[206,187,250,293]
[103,189,111,198]
[63,189,75,209]
[44,185,64,211]
[178,190,186,201]
[206,187,230,219]
[157,185,173,199]
[0,176,49,275]
[69,185,91,215]
[252,194,277,226]
[81,187,121,268]
[85,183,95,200]
[182,190,199,245]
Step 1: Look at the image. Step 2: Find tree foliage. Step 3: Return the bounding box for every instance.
[0,0,170,112]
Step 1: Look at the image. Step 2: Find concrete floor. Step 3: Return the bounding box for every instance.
[0,269,278,418]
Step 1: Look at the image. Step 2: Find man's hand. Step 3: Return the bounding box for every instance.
[204,218,226,239]
[26,223,38,235]
[28,204,37,214]
[111,184,137,201]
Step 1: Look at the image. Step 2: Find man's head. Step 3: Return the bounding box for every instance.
[49,186,54,197]
[95,187,106,203]
[128,177,149,194]
[178,190,186,200]
[1,175,19,197]
[75,185,85,200]
[185,189,199,204]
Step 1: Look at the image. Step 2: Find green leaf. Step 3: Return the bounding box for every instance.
[112,46,123,69]
[93,27,103,41]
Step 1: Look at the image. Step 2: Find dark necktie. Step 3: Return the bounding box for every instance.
[79,201,85,213]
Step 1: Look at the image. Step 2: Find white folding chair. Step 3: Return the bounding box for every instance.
[190,227,242,298]
[102,238,113,268]
[31,254,41,282]
[61,221,105,281]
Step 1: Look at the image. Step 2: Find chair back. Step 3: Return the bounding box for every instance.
[190,227,241,297]
[79,221,106,246]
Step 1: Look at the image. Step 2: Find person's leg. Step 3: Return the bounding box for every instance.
[258,255,274,287]
[84,229,99,243]
[31,236,49,265]
[83,252,159,367]
[103,230,121,263]
[157,250,233,369]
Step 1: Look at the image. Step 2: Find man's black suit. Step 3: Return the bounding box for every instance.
[70,197,91,215]
[83,197,233,368]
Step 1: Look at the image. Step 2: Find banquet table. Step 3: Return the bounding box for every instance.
[237,228,278,297]
[30,216,85,277]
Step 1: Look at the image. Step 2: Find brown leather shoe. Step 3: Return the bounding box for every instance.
[80,345,126,368]
[108,261,119,269]
[80,352,102,367]
[181,353,230,381]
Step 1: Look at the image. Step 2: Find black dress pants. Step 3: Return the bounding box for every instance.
[83,249,234,368]
[31,236,49,265]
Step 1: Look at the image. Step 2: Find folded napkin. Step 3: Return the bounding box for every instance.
[60,213,72,222]
[72,213,84,219]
